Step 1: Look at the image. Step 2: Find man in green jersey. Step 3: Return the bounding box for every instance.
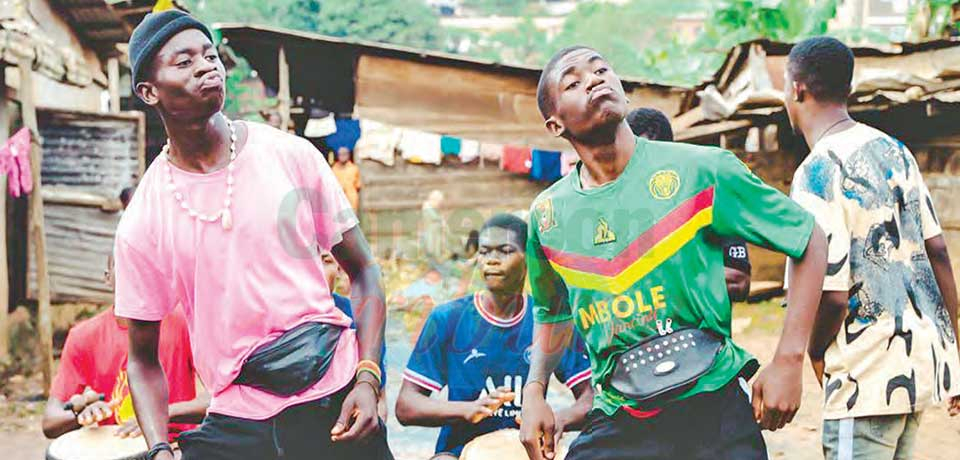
[518,46,830,460]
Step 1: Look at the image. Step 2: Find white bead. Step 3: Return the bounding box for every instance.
[227,187,233,196]
[188,210,197,217]
[227,176,234,185]
[174,192,183,201]
[180,202,189,210]
[224,199,231,207]
[228,163,235,171]
[166,183,175,191]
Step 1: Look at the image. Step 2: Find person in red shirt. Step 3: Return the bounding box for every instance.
[41,188,208,441]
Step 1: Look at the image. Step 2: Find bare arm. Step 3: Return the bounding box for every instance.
[126,320,171,454]
[41,398,80,438]
[553,381,594,432]
[168,387,210,424]
[926,235,959,345]
[394,380,511,428]
[332,226,385,371]
[725,267,751,303]
[329,225,386,442]
[752,224,827,431]
[520,320,575,460]
[808,290,847,384]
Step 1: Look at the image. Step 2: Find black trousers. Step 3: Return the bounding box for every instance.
[179,386,393,460]
[566,380,767,460]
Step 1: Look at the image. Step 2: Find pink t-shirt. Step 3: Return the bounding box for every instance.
[114,121,359,420]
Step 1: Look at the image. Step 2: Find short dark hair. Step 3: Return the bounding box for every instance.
[787,36,854,104]
[119,186,136,209]
[537,45,595,119]
[627,108,674,141]
[480,213,528,250]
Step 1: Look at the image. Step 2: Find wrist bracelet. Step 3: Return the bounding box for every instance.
[147,442,173,460]
[355,379,381,398]
[523,380,548,396]
[356,359,382,385]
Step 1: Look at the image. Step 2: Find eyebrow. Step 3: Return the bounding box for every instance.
[557,54,604,82]
[165,43,214,59]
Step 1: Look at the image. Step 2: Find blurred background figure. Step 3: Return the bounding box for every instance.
[332,146,363,211]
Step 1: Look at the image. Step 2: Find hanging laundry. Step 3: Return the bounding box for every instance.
[561,150,579,176]
[398,129,442,165]
[530,149,562,182]
[459,139,480,163]
[303,112,337,138]
[1,127,32,197]
[324,118,361,151]
[501,145,532,175]
[354,119,402,166]
[479,143,504,163]
[440,136,462,156]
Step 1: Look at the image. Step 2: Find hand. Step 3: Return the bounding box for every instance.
[948,395,960,417]
[77,399,117,426]
[519,386,557,460]
[330,381,380,443]
[153,451,175,460]
[464,386,514,424]
[114,418,142,438]
[811,358,825,387]
[752,355,803,431]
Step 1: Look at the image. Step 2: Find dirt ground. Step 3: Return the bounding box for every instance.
[3,300,958,460]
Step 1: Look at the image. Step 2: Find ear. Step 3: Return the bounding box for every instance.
[135,81,160,106]
[792,81,805,103]
[545,116,566,138]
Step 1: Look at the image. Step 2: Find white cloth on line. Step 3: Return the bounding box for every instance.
[459,139,480,163]
[354,119,402,166]
[398,129,442,165]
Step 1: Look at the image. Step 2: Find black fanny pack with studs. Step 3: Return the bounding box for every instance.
[608,327,723,402]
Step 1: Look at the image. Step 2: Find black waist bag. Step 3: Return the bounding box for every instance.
[234,322,344,396]
[608,328,723,402]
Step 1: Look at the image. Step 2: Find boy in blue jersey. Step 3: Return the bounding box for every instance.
[396,214,593,459]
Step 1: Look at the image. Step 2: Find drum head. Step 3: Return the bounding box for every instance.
[459,428,572,460]
[46,426,149,460]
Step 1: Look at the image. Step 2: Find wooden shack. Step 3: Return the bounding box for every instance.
[674,39,960,285]
[216,24,691,257]
[1,0,147,388]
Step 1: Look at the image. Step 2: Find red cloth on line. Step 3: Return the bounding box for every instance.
[50,307,197,440]
[1,127,32,197]
[501,145,532,174]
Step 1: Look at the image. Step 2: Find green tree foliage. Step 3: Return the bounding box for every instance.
[311,0,444,49]
[182,0,442,48]
[461,0,533,16]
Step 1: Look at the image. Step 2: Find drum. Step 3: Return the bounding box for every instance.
[459,428,573,460]
[46,426,149,460]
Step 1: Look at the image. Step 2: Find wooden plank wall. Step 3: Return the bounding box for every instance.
[27,109,143,303]
[359,159,545,259]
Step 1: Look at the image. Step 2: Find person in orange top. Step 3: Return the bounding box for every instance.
[332,146,362,211]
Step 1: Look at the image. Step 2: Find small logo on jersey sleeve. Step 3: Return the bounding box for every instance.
[594,217,617,245]
[649,170,680,200]
[535,198,556,234]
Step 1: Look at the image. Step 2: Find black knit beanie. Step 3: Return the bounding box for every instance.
[128,10,213,92]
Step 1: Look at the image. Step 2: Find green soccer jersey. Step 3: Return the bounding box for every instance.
[527,137,815,415]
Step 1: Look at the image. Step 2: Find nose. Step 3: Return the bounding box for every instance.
[586,71,605,92]
[194,56,218,78]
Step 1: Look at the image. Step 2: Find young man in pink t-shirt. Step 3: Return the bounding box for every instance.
[115,11,390,460]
